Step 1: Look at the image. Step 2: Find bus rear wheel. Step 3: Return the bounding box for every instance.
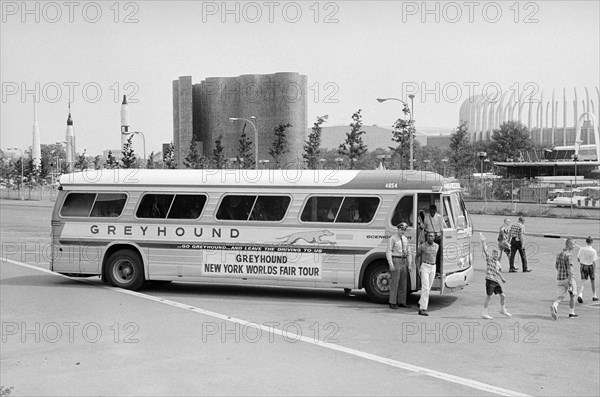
[105,250,145,290]
[364,261,391,303]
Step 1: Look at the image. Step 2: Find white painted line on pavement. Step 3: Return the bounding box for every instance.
[2,257,529,397]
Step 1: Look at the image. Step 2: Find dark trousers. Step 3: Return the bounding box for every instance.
[509,239,528,271]
[389,258,409,305]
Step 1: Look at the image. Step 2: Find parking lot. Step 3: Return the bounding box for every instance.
[1,200,599,396]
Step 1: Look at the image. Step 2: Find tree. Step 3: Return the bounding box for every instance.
[184,139,207,169]
[42,144,66,181]
[388,103,413,170]
[93,155,102,170]
[106,150,119,169]
[338,109,368,169]
[488,120,534,162]
[415,145,445,173]
[146,151,156,169]
[75,150,89,172]
[237,123,255,169]
[212,135,226,169]
[12,158,25,188]
[269,123,292,168]
[303,115,328,169]
[163,143,177,169]
[448,121,477,178]
[121,135,137,169]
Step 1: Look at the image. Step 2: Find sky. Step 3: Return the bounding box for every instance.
[1,0,599,156]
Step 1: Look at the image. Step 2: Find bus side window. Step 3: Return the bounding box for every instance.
[300,197,342,222]
[136,194,174,219]
[167,194,207,219]
[336,197,380,223]
[217,195,256,220]
[60,193,96,217]
[90,193,127,217]
[250,196,291,221]
[391,195,414,227]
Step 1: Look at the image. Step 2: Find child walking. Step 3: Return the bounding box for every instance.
[480,233,511,319]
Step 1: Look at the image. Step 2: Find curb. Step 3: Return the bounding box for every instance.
[475,229,600,241]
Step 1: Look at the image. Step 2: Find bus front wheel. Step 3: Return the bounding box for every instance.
[364,261,391,304]
[105,250,145,290]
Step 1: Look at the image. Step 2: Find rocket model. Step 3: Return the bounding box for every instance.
[120,95,130,148]
[66,103,75,170]
[32,101,41,168]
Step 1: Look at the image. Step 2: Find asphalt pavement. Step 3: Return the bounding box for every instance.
[1,200,599,396]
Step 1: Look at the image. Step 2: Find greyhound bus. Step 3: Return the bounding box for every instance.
[50,169,474,303]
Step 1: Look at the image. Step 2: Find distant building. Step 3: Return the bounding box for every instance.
[426,135,451,150]
[173,73,308,168]
[460,86,600,179]
[459,86,599,147]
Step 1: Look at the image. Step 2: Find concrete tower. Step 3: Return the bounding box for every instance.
[32,101,41,167]
[173,72,308,168]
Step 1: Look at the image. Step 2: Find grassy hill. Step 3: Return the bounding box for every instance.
[312,125,453,150]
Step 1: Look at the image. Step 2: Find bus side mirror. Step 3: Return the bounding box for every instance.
[457,216,466,229]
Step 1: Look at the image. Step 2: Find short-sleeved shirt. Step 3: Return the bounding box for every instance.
[417,242,438,265]
[509,222,524,242]
[556,250,573,280]
[386,234,411,266]
[577,246,598,266]
[424,213,444,233]
[485,254,502,284]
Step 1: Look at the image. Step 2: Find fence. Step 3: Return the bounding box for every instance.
[0,186,59,202]
[461,177,600,218]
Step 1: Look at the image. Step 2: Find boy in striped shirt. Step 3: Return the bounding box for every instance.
[480,233,511,319]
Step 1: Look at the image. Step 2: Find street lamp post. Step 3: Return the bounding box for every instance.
[441,158,448,177]
[259,159,270,169]
[229,116,258,170]
[50,149,61,183]
[377,97,414,170]
[574,155,578,189]
[7,148,24,200]
[478,152,487,201]
[56,141,71,172]
[376,154,391,170]
[408,94,415,171]
[423,159,431,171]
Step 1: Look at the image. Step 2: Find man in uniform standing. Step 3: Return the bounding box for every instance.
[386,222,413,309]
[415,232,438,316]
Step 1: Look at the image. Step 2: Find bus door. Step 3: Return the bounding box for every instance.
[416,193,443,291]
[390,194,419,290]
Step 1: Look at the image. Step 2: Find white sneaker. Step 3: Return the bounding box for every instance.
[481,312,493,319]
[500,308,512,317]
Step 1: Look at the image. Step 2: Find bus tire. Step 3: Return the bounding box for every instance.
[364,261,391,304]
[105,250,145,290]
